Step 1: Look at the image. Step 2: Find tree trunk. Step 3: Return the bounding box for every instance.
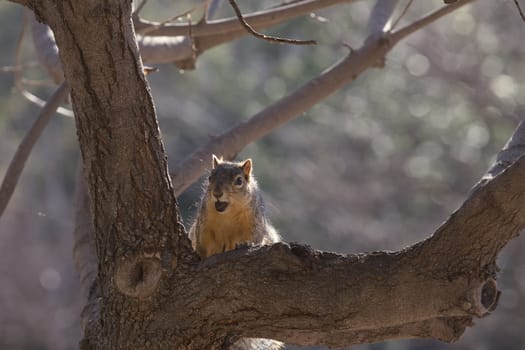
[28,1,192,348]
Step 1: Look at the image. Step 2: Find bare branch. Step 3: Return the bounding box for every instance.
[13,11,73,117]
[389,0,474,45]
[136,36,193,65]
[137,7,200,36]
[514,0,525,22]
[206,0,223,20]
[29,11,63,83]
[482,119,525,182]
[7,0,30,6]
[17,89,74,117]
[367,0,399,37]
[227,0,316,45]
[25,0,339,77]
[20,78,56,87]
[135,0,356,37]
[391,0,414,30]
[170,0,475,195]
[0,82,70,218]
[21,1,351,77]
[0,62,40,72]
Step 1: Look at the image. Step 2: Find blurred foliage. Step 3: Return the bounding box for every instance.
[1,0,525,349]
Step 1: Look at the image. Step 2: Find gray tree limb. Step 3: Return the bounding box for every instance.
[170,0,474,195]
[0,82,69,218]
[367,0,400,37]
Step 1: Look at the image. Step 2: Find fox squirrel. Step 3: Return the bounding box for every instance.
[189,155,280,258]
[189,155,283,350]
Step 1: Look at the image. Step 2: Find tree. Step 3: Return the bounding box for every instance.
[1,0,524,349]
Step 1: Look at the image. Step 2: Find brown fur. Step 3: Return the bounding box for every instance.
[189,155,280,257]
[196,198,254,256]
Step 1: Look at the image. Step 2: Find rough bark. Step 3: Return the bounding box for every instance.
[30,1,192,348]
[15,0,525,349]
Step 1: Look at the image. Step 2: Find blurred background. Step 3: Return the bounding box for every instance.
[1,0,524,349]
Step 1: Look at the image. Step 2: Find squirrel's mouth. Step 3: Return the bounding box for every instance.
[214,201,229,212]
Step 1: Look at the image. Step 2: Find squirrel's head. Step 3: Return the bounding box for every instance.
[206,155,253,214]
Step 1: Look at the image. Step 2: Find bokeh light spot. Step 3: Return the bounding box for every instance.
[39,268,62,291]
[406,54,430,77]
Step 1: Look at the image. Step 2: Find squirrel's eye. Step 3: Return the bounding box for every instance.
[234,176,243,186]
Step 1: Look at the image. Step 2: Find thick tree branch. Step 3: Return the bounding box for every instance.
[170,0,475,195]
[137,35,194,65]
[150,131,524,347]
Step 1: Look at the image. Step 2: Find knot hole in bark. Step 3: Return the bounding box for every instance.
[481,279,500,312]
[115,255,162,298]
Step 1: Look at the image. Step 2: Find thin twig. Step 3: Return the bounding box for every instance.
[390,0,474,45]
[272,0,306,8]
[18,89,74,117]
[0,62,40,72]
[21,78,57,87]
[391,0,414,30]
[514,0,525,21]
[138,6,201,35]
[0,82,70,219]
[227,0,316,45]
[135,0,357,37]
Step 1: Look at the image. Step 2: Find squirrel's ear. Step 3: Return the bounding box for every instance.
[241,159,252,177]
[212,154,221,169]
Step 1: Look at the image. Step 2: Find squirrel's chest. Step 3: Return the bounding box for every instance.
[199,208,254,256]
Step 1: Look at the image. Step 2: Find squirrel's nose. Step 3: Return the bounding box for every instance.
[213,190,223,199]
